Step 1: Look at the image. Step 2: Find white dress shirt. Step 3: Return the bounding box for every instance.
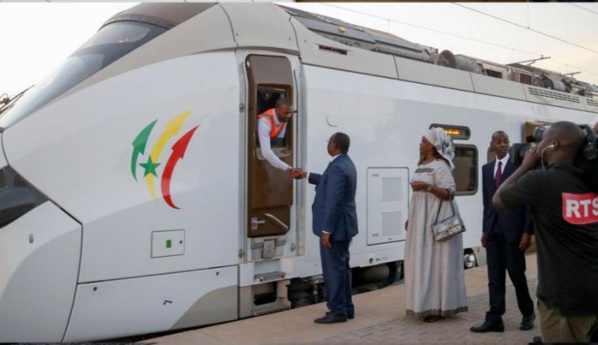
[494,153,510,178]
[257,109,290,171]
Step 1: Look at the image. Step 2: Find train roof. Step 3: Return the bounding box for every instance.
[280,5,597,98]
[60,3,598,114]
[281,6,435,64]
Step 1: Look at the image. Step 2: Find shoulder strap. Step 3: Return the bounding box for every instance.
[434,199,456,223]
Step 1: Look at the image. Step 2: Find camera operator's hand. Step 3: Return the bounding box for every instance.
[521,146,540,171]
[493,144,541,209]
[519,233,531,251]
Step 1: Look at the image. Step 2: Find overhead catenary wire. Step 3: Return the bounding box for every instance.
[317,3,598,81]
[454,3,598,55]
[549,59,598,80]
[321,4,543,57]
[453,3,598,79]
[569,3,598,17]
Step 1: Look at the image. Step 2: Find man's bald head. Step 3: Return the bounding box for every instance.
[545,122,584,149]
[541,121,584,164]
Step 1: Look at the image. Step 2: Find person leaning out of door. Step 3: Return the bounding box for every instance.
[257,97,295,175]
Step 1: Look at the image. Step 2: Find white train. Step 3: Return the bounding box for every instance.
[0,3,596,342]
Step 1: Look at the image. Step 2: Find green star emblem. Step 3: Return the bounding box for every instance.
[139,157,161,177]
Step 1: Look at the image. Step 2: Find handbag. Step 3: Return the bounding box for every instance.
[432,199,466,242]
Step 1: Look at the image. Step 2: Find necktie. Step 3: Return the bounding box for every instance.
[495,161,502,188]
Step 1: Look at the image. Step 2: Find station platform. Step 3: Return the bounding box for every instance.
[143,254,539,345]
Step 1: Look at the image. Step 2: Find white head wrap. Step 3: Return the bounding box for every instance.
[424,127,455,170]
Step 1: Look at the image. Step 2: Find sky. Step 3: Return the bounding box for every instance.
[1,2,598,98]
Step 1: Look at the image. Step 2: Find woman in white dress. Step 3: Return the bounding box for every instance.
[405,127,468,322]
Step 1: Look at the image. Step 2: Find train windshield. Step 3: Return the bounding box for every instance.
[0,21,167,129]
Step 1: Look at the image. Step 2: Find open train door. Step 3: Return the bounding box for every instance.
[524,121,552,139]
[243,54,298,264]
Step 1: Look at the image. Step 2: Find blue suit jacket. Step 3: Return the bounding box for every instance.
[308,154,358,241]
[482,159,533,241]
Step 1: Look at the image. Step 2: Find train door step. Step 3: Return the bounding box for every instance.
[252,302,290,316]
[254,271,286,283]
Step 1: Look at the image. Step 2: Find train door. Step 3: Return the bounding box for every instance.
[243,54,297,263]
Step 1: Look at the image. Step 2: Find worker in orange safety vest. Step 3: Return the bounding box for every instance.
[257,97,294,171]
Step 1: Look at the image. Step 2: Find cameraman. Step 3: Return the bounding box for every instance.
[492,121,598,343]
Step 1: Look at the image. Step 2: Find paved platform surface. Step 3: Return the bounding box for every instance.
[143,254,538,345]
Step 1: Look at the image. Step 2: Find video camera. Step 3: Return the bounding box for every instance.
[509,126,546,166]
[509,123,598,166]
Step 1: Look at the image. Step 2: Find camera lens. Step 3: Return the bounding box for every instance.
[509,142,537,166]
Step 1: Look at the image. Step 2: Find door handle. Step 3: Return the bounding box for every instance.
[264,213,289,232]
[251,217,266,230]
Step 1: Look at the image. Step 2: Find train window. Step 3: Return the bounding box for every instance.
[0,166,47,229]
[80,22,152,48]
[0,21,168,129]
[453,144,478,195]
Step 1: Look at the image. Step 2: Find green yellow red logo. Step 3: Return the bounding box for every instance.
[130,110,198,209]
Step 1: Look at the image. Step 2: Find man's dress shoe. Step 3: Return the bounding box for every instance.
[520,314,535,331]
[327,311,354,319]
[470,321,505,333]
[314,313,347,324]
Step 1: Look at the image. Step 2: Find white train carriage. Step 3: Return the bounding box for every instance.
[0,3,596,342]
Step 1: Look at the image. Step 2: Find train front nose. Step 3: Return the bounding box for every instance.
[0,132,82,342]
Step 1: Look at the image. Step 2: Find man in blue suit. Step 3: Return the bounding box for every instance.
[471,131,535,333]
[293,132,358,324]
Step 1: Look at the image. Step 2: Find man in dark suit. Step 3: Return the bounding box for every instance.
[292,132,358,324]
[471,131,535,333]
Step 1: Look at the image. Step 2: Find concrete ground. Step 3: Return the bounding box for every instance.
[143,254,539,345]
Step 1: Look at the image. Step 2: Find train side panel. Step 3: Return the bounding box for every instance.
[300,64,597,266]
[2,52,244,341]
[0,202,80,342]
[4,52,242,283]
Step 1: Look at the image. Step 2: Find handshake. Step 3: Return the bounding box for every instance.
[290,168,307,180]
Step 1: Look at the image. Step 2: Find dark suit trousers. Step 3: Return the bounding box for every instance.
[320,239,354,317]
[485,231,534,322]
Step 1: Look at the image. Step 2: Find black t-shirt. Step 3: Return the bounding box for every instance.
[500,163,598,316]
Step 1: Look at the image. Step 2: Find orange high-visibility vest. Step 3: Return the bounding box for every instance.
[257,108,286,138]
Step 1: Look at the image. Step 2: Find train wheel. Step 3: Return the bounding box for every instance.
[464,251,477,269]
